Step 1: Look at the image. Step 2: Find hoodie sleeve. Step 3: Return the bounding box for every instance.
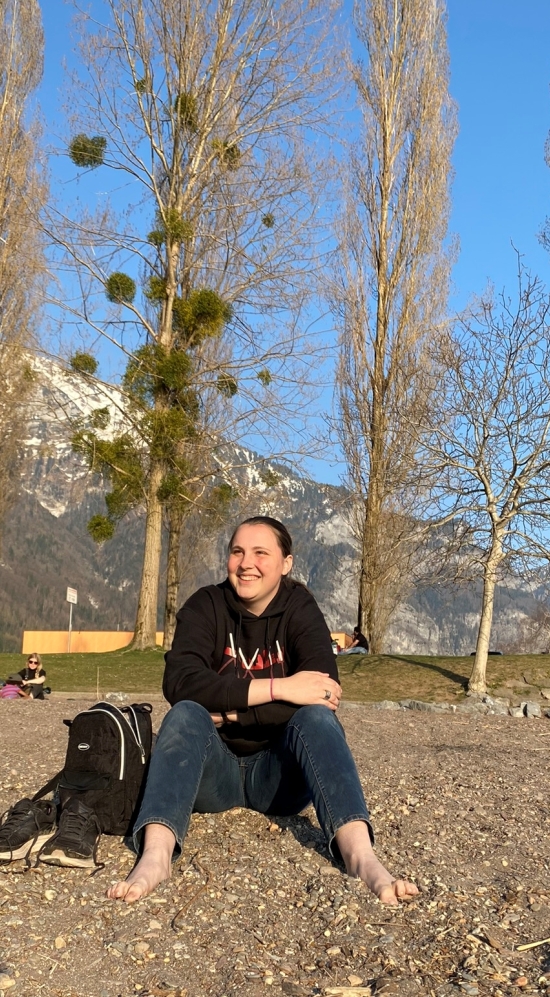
[163,589,250,712]
[235,587,339,726]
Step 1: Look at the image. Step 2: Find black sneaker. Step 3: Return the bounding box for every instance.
[39,798,101,869]
[0,798,56,862]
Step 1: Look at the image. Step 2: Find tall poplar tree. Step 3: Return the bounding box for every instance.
[330,0,457,651]
[0,0,45,543]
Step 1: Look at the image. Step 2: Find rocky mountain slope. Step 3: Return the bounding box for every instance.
[0,359,537,652]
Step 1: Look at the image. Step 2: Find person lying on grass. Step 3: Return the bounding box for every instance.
[108,516,418,907]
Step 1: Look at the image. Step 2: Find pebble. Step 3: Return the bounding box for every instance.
[348,975,363,986]
[0,976,15,991]
[54,936,66,950]
[515,978,529,988]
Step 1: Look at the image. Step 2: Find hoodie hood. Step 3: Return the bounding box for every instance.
[221,576,293,621]
[219,577,295,679]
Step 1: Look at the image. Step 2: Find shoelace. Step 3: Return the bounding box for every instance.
[35,805,104,872]
[57,807,100,840]
[0,801,53,867]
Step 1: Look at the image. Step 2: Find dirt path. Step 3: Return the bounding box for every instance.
[1,697,549,997]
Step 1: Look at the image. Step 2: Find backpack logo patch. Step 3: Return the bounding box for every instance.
[78,742,90,751]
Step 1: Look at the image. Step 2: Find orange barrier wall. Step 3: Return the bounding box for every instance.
[22,631,164,654]
[331,631,353,649]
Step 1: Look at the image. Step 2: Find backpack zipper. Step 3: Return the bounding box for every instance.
[126,706,146,763]
[87,708,126,779]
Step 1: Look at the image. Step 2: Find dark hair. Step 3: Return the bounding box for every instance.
[228,516,293,558]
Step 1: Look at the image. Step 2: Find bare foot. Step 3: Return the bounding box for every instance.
[334,820,419,906]
[106,824,175,904]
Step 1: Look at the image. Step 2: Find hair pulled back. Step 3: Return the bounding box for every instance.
[228,516,293,559]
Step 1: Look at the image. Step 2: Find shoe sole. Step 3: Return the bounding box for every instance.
[39,849,95,869]
[0,830,56,862]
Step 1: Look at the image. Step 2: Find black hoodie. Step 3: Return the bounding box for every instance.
[163,578,339,754]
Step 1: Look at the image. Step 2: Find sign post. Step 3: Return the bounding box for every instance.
[66,587,78,652]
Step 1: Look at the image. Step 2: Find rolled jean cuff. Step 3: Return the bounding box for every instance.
[132,817,183,861]
[328,815,375,864]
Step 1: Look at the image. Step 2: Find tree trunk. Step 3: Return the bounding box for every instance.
[133,460,164,650]
[468,537,503,694]
[359,489,382,652]
[163,506,184,651]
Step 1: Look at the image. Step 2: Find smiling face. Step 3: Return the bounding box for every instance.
[27,657,39,671]
[227,523,293,616]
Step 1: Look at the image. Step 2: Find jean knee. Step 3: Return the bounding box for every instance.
[290,705,342,735]
[159,700,213,742]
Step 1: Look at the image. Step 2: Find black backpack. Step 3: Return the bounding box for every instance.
[34,701,153,835]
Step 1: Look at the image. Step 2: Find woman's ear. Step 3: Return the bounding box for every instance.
[282,554,293,576]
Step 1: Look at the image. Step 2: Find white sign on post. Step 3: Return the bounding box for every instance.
[66,587,78,652]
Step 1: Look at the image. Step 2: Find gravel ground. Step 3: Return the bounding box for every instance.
[1,696,550,997]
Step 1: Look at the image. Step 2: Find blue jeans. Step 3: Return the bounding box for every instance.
[133,702,372,859]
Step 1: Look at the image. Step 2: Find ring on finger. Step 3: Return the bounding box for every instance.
[324,689,331,700]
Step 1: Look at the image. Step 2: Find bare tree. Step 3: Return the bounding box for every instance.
[328,0,456,652]
[426,267,550,693]
[46,0,335,648]
[0,0,45,543]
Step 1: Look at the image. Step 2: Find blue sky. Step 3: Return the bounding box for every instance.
[447,0,550,305]
[38,1,550,482]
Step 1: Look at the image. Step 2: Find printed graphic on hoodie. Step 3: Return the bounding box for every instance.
[219,634,285,677]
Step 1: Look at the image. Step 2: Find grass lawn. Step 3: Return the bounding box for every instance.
[336,652,550,703]
[0,647,166,695]
[2,649,550,701]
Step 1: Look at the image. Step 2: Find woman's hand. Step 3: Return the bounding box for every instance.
[210,712,238,727]
[274,672,342,710]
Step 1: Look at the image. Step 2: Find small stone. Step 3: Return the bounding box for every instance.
[509,707,525,718]
[44,889,56,901]
[320,865,340,876]
[326,946,341,957]
[524,701,542,718]
[515,978,528,988]
[0,976,15,991]
[149,919,162,930]
[348,975,363,986]
[54,936,66,950]
[134,941,150,955]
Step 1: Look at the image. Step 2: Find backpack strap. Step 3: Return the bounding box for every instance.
[32,771,62,802]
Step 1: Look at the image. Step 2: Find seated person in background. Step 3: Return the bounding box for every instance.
[339,626,369,654]
[0,674,30,699]
[19,653,47,699]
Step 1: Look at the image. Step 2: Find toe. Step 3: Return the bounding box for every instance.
[124,881,147,903]
[106,881,126,899]
[378,884,399,905]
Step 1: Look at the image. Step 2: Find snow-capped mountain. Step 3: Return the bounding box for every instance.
[0,358,538,652]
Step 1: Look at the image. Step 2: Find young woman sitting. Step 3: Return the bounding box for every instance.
[108,517,418,907]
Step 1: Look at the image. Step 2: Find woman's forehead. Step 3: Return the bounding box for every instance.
[231,523,278,548]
